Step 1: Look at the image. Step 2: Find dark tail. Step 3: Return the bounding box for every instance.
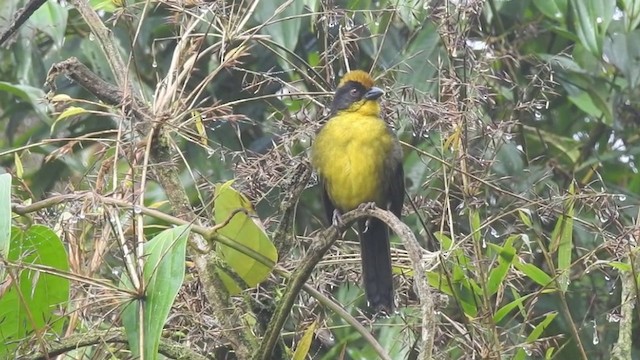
[358,217,394,313]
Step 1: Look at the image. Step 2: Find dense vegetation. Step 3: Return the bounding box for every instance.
[1,0,640,359]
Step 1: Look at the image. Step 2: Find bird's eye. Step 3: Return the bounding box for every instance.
[350,88,358,96]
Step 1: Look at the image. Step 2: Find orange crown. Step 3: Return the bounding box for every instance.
[338,70,375,89]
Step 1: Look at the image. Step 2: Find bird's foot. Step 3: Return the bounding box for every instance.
[331,209,344,228]
[357,202,377,211]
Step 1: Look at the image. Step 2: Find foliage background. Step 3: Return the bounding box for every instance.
[1,0,640,359]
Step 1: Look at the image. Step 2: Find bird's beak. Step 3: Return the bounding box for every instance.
[364,87,384,100]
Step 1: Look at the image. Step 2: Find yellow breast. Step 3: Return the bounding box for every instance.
[311,112,394,211]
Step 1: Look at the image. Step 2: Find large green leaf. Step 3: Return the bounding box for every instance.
[394,0,427,31]
[604,31,640,89]
[396,22,441,94]
[0,82,50,122]
[533,0,568,23]
[0,225,70,356]
[121,225,189,359]
[254,0,305,68]
[570,0,615,56]
[214,181,277,295]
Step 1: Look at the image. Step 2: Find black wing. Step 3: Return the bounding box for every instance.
[386,152,405,218]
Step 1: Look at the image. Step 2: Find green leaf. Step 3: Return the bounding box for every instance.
[514,312,558,360]
[549,61,614,124]
[545,347,557,359]
[0,82,50,121]
[27,0,68,48]
[121,225,189,359]
[308,51,320,67]
[607,261,632,272]
[570,0,615,56]
[396,22,441,93]
[522,125,581,163]
[426,271,453,296]
[434,231,453,251]
[0,226,70,356]
[457,281,479,317]
[428,266,482,317]
[51,106,89,134]
[395,0,427,30]
[514,260,553,287]
[292,321,317,360]
[572,42,604,73]
[550,182,574,292]
[620,0,640,32]
[493,142,525,175]
[214,181,277,294]
[451,266,481,317]
[486,236,516,296]
[90,0,117,12]
[469,209,481,244]
[518,209,533,228]
[533,0,568,23]
[55,106,88,121]
[604,31,640,89]
[541,53,584,72]
[0,174,10,265]
[493,290,552,323]
[13,153,23,179]
[254,0,305,67]
[568,90,602,117]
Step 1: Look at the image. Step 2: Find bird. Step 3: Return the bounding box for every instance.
[311,70,404,313]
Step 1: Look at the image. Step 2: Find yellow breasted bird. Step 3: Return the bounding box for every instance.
[311,70,404,313]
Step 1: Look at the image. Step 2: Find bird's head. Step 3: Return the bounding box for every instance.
[330,70,384,116]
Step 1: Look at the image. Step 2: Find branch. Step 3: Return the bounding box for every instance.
[45,57,152,123]
[255,206,437,360]
[24,327,208,360]
[0,0,47,46]
[254,214,343,360]
[612,228,640,360]
[66,0,130,89]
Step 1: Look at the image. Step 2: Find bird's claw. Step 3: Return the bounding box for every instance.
[357,202,377,211]
[331,209,344,228]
